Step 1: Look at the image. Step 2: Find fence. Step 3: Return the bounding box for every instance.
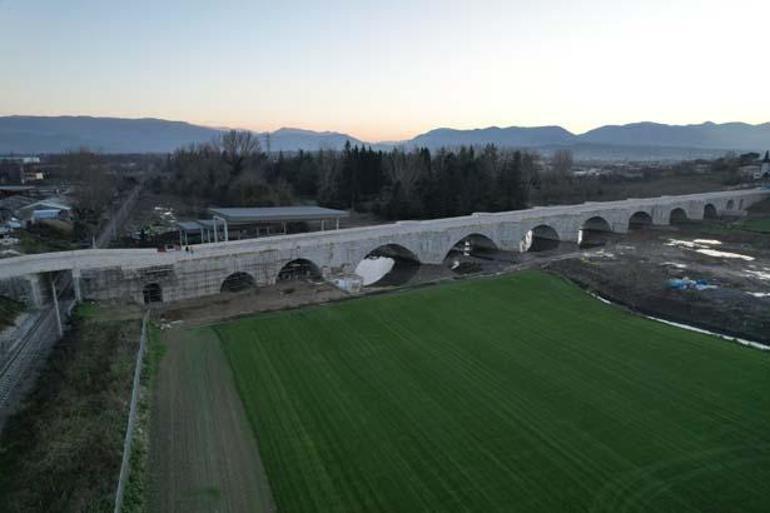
[115,310,150,513]
[113,309,150,513]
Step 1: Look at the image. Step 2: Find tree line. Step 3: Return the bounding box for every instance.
[155,131,541,220]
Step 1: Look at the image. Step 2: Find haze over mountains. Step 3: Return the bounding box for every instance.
[1,115,768,160]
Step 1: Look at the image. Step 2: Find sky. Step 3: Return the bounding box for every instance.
[0,0,768,141]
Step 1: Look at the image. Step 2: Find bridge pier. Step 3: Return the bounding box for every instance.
[72,269,82,303]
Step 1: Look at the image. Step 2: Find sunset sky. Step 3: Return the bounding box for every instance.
[1,0,768,141]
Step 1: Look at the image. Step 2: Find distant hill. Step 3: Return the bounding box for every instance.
[262,128,364,152]
[408,126,576,149]
[0,116,221,153]
[1,116,768,158]
[399,121,770,160]
[580,122,770,151]
[0,116,363,154]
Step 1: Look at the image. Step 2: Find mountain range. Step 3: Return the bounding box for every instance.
[1,116,769,160]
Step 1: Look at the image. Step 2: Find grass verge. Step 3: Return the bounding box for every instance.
[0,305,141,513]
[0,297,24,329]
[121,322,164,513]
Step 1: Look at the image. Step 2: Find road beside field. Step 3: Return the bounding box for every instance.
[148,327,274,513]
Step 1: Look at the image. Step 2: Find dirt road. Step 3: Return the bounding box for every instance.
[148,327,275,513]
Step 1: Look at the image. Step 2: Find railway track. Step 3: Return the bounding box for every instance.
[0,273,74,418]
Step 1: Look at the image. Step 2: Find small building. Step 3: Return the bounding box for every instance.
[0,156,44,185]
[0,156,41,165]
[740,152,770,181]
[177,206,349,245]
[16,198,72,226]
[740,165,761,179]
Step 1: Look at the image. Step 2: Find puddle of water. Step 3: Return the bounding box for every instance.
[747,292,770,298]
[355,256,395,286]
[745,270,770,280]
[666,239,703,249]
[661,262,688,269]
[695,249,755,261]
[667,239,755,261]
[590,250,615,259]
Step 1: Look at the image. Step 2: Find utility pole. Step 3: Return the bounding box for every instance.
[50,274,63,337]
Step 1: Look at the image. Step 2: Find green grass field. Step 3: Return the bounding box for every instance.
[216,271,770,513]
[740,217,770,234]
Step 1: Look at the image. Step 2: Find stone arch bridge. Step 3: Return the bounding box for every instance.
[0,189,766,305]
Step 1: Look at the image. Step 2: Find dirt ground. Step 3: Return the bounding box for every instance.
[156,249,596,331]
[158,281,348,327]
[547,222,770,344]
[148,327,275,513]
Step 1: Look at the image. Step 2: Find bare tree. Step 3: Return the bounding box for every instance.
[218,130,260,177]
[64,148,113,216]
[550,149,573,178]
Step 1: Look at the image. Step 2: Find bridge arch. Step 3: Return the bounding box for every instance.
[579,216,613,248]
[221,271,256,293]
[445,233,498,259]
[521,224,560,252]
[356,243,420,286]
[142,283,163,304]
[628,211,653,230]
[444,233,499,274]
[277,258,322,282]
[726,199,735,210]
[703,203,718,220]
[669,207,689,224]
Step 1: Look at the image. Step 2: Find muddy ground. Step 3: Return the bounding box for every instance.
[547,222,770,345]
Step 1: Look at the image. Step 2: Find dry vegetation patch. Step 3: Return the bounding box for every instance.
[0,307,141,513]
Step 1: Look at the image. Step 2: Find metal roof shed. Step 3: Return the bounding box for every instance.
[208,206,348,223]
[176,220,223,245]
[206,206,349,242]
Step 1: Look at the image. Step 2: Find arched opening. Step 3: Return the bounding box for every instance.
[143,283,162,304]
[445,234,499,274]
[221,272,256,293]
[579,216,613,248]
[277,259,321,282]
[521,225,560,252]
[628,211,653,230]
[726,199,735,210]
[703,204,718,220]
[356,244,420,286]
[669,208,689,225]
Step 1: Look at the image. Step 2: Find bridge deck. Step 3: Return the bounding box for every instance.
[0,188,766,281]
